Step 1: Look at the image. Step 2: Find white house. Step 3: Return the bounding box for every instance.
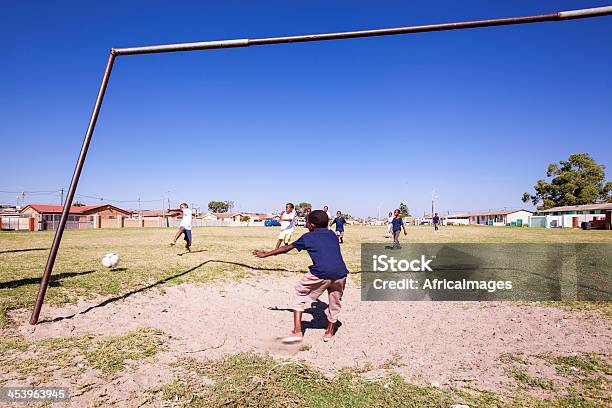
[535,203,612,228]
[441,213,470,226]
[468,209,533,226]
[436,210,532,226]
[200,213,218,222]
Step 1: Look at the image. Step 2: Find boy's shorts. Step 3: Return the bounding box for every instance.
[293,273,346,323]
[278,229,293,244]
[335,230,344,238]
[180,227,192,243]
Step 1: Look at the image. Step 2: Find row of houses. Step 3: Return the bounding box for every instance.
[2,203,611,231]
[429,209,534,227]
[424,203,612,229]
[531,203,612,229]
[0,204,278,231]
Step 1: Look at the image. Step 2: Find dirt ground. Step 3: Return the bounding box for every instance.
[2,226,611,406]
[9,272,611,406]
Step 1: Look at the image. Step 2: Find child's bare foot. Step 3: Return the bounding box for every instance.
[323,322,335,342]
[280,331,303,344]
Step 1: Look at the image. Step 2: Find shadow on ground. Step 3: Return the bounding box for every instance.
[38,260,305,324]
[0,270,95,290]
[0,248,48,255]
[268,300,343,335]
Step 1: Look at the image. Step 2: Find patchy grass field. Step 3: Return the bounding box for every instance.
[2,225,610,325]
[1,225,611,407]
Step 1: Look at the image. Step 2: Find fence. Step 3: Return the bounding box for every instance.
[41,214,94,231]
[0,215,32,231]
[167,219,265,228]
[0,214,269,232]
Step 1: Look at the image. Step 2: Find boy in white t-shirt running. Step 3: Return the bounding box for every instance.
[386,211,393,238]
[170,202,193,251]
[276,202,296,249]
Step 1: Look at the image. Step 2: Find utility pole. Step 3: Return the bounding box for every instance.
[431,189,438,216]
[60,188,64,206]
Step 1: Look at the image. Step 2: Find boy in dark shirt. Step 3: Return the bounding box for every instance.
[330,210,347,243]
[391,208,407,249]
[433,213,440,231]
[253,210,348,343]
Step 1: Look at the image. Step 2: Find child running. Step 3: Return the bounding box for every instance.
[253,210,348,343]
[276,202,297,249]
[330,210,347,243]
[391,208,407,249]
[170,202,193,252]
[386,211,393,238]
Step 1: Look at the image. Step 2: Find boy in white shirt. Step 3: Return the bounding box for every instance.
[170,202,193,251]
[276,202,296,249]
[386,211,393,238]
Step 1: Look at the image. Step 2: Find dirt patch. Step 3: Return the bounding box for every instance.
[9,274,610,401]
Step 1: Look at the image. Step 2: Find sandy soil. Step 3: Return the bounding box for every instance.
[9,274,612,406]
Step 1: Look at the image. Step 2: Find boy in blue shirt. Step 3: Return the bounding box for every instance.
[253,210,348,343]
[391,208,407,249]
[330,210,347,243]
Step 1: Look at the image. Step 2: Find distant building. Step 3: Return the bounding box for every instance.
[467,209,533,226]
[241,212,270,222]
[366,217,386,226]
[200,212,218,222]
[441,213,470,226]
[428,209,533,226]
[214,212,242,223]
[534,203,612,228]
[0,206,27,231]
[20,204,131,230]
[138,209,183,219]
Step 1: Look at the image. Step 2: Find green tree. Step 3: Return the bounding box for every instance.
[295,202,312,217]
[208,201,230,213]
[73,201,85,207]
[522,153,612,210]
[399,202,410,217]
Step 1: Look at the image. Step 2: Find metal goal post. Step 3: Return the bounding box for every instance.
[30,6,612,324]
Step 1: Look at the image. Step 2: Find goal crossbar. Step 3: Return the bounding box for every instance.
[30,5,612,324]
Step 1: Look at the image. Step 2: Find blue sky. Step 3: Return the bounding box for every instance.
[2,1,611,217]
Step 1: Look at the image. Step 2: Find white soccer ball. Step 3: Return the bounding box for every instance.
[102,252,120,269]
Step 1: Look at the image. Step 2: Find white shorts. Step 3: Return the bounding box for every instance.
[278,229,293,244]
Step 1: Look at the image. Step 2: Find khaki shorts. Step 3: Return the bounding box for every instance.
[278,229,293,244]
[294,273,347,323]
